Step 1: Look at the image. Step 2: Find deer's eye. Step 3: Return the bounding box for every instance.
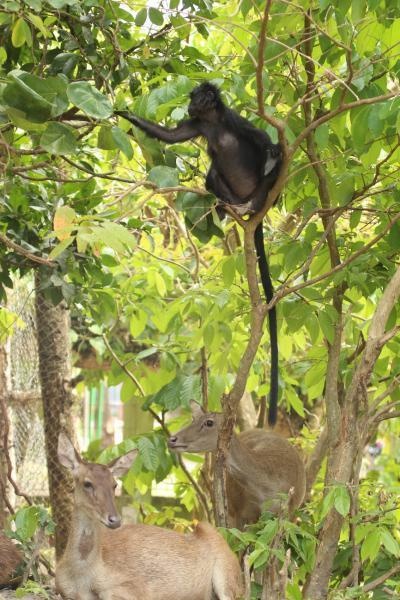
[83,480,93,490]
[205,419,214,427]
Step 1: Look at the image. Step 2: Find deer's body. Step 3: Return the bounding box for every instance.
[169,404,306,528]
[0,531,22,586]
[56,434,242,600]
[224,429,305,527]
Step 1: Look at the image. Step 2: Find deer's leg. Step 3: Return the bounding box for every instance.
[212,561,241,600]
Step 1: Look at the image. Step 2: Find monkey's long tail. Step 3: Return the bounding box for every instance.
[254,223,278,426]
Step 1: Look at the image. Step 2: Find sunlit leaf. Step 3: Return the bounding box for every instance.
[67,82,113,119]
[40,122,77,154]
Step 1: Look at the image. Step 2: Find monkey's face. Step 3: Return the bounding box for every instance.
[188,82,221,117]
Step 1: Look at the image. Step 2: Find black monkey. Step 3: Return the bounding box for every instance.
[116,83,281,425]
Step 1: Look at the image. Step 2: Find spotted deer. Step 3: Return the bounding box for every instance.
[168,402,306,528]
[56,434,242,600]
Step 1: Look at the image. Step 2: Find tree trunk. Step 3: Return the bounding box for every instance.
[0,345,8,526]
[35,272,74,559]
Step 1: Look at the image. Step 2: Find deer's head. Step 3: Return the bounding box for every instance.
[168,401,224,453]
[58,433,137,529]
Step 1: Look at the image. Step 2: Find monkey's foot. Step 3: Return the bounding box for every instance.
[232,202,255,216]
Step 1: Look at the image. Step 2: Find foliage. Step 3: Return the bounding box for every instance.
[1,0,400,596]
[5,505,55,587]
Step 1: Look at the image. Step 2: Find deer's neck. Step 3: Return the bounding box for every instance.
[64,506,102,564]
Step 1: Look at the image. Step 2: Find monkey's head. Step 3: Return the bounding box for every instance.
[188,82,223,118]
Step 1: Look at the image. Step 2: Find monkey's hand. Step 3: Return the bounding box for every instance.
[114,110,140,126]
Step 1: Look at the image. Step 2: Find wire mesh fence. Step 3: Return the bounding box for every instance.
[6,277,49,505]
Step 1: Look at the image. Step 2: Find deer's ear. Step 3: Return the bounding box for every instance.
[108,449,138,478]
[189,400,205,419]
[58,433,81,474]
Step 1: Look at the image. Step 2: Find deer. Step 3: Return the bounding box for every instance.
[56,433,243,600]
[168,402,306,529]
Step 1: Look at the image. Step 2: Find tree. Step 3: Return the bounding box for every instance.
[0,0,399,597]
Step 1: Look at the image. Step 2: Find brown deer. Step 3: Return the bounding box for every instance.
[168,402,306,528]
[56,433,242,600]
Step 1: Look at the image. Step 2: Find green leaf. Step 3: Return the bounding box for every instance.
[14,506,39,540]
[111,126,133,159]
[286,387,305,417]
[304,362,326,388]
[0,47,7,66]
[129,309,147,337]
[3,71,68,123]
[67,82,113,119]
[380,528,400,557]
[47,0,76,7]
[361,528,381,563]
[154,272,167,297]
[40,122,77,154]
[49,52,79,76]
[98,126,117,150]
[149,7,164,25]
[320,487,336,519]
[135,8,147,26]
[48,237,74,259]
[148,166,179,188]
[318,311,335,344]
[25,0,42,9]
[137,437,159,471]
[27,13,50,37]
[314,124,329,150]
[101,222,136,250]
[305,313,320,344]
[351,107,370,151]
[387,223,400,251]
[177,192,214,228]
[333,485,350,517]
[145,374,201,411]
[203,322,215,346]
[222,256,236,287]
[12,18,32,48]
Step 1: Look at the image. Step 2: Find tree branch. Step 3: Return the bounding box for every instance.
[362,564,400,593]
[290,91,398,157]
[0,233,56,267]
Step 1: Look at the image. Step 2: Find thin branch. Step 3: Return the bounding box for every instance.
[0,233,56,267]
[256,0,273,115]
[103,335,145,397]
[103,335,211,520]
[374,410,400,423]
[139,246,192,275]
[273,213,400,306]
[370,376,400,414]
[200,347,209,411]
[290,91,399,156]
[347,264,400,413]
[362,564,400,593]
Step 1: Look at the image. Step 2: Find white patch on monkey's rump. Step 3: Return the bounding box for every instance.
[264,153,279,175]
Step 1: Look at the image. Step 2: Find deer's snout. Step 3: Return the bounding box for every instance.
[106,514,121,529]
[168,435,187,451]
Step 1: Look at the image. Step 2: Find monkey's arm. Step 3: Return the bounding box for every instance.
[116,111,201,143]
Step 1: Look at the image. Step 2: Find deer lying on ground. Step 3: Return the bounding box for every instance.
[56,433,242,600]
[168,402,306,528]
[0,531,23,586]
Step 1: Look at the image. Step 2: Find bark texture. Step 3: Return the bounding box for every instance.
[35,272,74,559]
[0,346,8,525]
